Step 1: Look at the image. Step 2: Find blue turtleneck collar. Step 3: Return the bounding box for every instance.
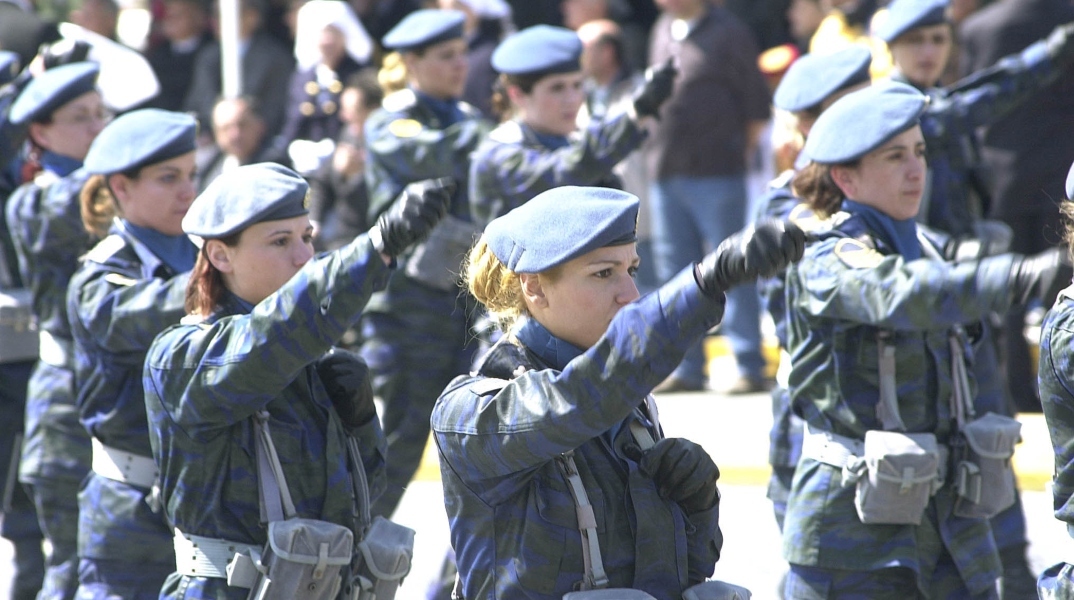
[842,199,921,261]
[515,318,584,371]
[414,89,464,127]
[39,151,82,177]
[528,126,570,151]
[123,220,198,274]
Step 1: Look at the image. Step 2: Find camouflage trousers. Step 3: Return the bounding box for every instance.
[26,478,82,600]
[785,562,999,600]
[767,385,802,532]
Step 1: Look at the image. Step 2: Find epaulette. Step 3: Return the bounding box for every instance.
[787,202,832,234]
[32,170,58,188]
[179,314,211,329]
[84,234,126,264]
[470,377,511,396]
[104,273,138,287]
[833,238,886,269]
[767,169,795,191]
[458,100,480,117]
[382,88,417,113]
[488,121,523,145]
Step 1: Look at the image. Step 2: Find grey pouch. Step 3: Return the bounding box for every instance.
[0,289,38,364]
[853,430,939,525]
[682,580,753,600]
[954,412,1021,519]
[245,518,352,600]
[562,590,658,599]
[347,515,415,600]
[404,214,480,291]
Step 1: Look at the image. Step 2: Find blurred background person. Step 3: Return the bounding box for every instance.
[438,0,512,117]
[786,0,826,53]
[0,0,60,69]
[196,95,288,192]
[69,0,119,42]
[144,0,212,112]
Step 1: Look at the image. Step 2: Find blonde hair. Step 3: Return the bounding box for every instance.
[463,237,528,331]
[80,174,121,238]
[377,51,408,95]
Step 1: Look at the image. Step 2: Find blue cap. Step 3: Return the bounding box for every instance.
[1066,160,1074,200]
[802,81,928,164]
[9,62,99,125]
[484,186,638,273]
[382,9,465,52]
[773,46,872,112]
[84,109,197,175]
[0,51,19,87]
[184,163,310,239]
[877,0,949,43]
[492,25,583,76]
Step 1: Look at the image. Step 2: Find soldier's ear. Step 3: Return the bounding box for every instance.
[205,239,234,273]
[519,272,547,308]
[829,165,857,198]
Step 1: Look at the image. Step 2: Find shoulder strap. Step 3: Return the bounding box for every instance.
[555,451,609,591]
[253,411,297,522]
[875,330,906,431]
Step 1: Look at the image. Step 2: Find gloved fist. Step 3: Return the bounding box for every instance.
[372,177,453,258]
[632,57,677,119]
[38,39,91,71]
[695,219,806,298]
[637,438,720,515]
[1046,21,1074,65]
[315,349,377,428]
[1009,247,1073,308]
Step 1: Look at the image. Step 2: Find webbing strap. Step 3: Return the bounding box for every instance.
[556,451,609,590]
[876,331,906,431]
[254,411,296,522]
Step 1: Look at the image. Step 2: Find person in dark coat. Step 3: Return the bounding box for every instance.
[144,0,213,112]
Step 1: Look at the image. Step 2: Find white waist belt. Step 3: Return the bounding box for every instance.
[91,437,158,488]
[173,528,260,580]
[800,424,864,469]
[39,330,73,369]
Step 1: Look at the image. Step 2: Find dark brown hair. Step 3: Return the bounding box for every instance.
[185,233,241,317]
[792,160,856,218]
[491,72,547,121]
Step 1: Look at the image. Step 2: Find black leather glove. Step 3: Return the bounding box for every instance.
[632,57,677,119]
[372,177,453,258]
[637,438,720,515]
[1009,247,1073,308]
[694,219,807,298]
[1046,21,1074,66]
[39,39,92,70]
[315,349,376,428]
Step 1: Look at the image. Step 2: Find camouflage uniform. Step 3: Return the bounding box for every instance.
[66,222,194,598]
[1035,285,1074,599]
[432,267,724,600]
[468,110,647,227]
[360,88,490,517]
[5,158,95,600]
[144,235,390,600]
[783,211,1021,598]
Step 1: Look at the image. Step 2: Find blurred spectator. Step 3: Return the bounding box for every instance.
[786,0,826,52]
[70,0,119,41]
[278,0,371,148]
[810,0,892,78]
[348,0,422,44]
[0,0,61,67]
[645,0,772,394]
[144,0,213,111]
[309,68,380,251]
[505,0,561,30]
[183,0,293,140]
[960,0,1074,412]
[561,0,648,71]
[724,0,794,50]
[438,0,511,116]
[196,95,288,190]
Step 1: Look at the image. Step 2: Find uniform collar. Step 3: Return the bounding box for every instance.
[842,199,921,260]
[40,150,82,177]
[514,317,584,370]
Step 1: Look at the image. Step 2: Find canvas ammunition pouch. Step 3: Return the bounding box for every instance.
[0,289,37,364]
[682,581,753,600]
[851,431,940,525]
[952,412,1021,519]
[404,214,480,292]
[563,590,657,599]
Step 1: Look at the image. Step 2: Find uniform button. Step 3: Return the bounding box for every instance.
[300,101,315,116]
[323,100,337,115]
[305,81,320,95]
[328,80,343,94]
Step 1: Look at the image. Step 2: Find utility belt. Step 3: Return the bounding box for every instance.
[91,437,158,489]
[39,330,74,369]
[0,289,38,364]
[173,529,262,579]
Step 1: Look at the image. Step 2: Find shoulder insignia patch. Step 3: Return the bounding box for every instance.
[382,88,417,113]
[488,121,523,144]
[85,235,126,264]
[104,272,138,287]
[833,238,885,269]
[388,118,423,138]
[470,377,511,396]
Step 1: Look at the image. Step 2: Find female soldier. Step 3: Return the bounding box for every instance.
[1036,162,1074,599]
[5,61,105,599]
[432,185,806,599]
[468,24,675,227]
[360,8,489,518]
[65,108,199,598]
[142,162,448,598]
[781,81,1069,598]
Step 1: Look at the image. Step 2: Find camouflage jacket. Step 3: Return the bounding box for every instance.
[1038,286,1074,536]
[432,267,724,600]
[144,235,389,548]
[468,111,646,228]
[783,211,1019,594]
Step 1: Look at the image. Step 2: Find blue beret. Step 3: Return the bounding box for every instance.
[0,51,19,87]
[83,109,197,175]
[877,0,949,43]
[802,81,928,164]
[773,46,872,112]
[9,62,99,125]
[484,186,638,273]
[184,163,310,239]
[492,25,582,76]
[1066,160,1074,200]
[382,9,465,52]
